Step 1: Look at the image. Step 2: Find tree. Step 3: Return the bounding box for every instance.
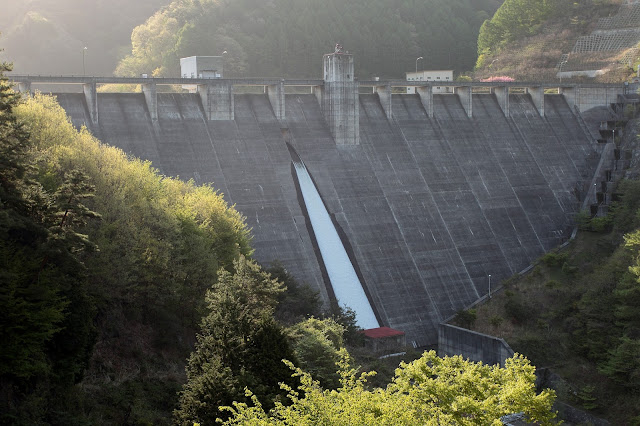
[0,55,98,423]
[267,261,321,325]
[175,256,298,425]
[221,350,557,425]
[477,0,555,57]
[287,318,344,389]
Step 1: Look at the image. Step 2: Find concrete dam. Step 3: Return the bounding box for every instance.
[11,53,625,346]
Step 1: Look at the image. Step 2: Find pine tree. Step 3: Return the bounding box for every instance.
[175,255,297,425]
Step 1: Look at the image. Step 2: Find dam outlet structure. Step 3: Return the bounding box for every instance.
[10,52,629,347]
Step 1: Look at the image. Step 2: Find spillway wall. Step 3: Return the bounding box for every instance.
[55,91,599,346]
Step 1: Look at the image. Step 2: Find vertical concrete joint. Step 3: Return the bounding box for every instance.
[312,85,323,106]
[560,86,579,112]
[527,86,545,117]
[267,80,286,121]
[455,86,473,118]
[82,82,98,124]
[17,81,32,94]
[493,86,510,118]
[375,84,393,120]
[416,86,433,118]
[141,82,158,122]
[198,83,234,120]
[321,52,359,145]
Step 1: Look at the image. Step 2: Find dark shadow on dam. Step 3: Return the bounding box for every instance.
[55,90,598,346]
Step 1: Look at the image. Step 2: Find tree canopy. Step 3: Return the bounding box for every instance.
[115,0,503,79]
[175,255,298,425]
[2,84,253,422]
[221,350,557,425]
[477,0,555,59]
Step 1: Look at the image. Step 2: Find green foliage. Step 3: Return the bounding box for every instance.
[175,256,297,425]
[504,294,532,325]
[454,308,477,328]
[267,261,322,325]
[561,261,578,276]
[115,0,499,79]
[287,318,345,389]
[221,351,557,425]
[544,279,561,289]
[2,88,253,422]
[477,0,555,57]
[0,60,97,423]
[540,251,568,268]
[0,0,169,76]
[575,384,599,410]
[16,92,252,324]
[611,180,640,234]
[489,314,504,327]
[599,336,640,389]
[331,305,364,346]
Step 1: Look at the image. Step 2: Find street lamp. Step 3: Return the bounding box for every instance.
[559,59,567,84]
[221,50,227,78]
[488,274,492,299]
[415,56,424,74]
[82,47,87,76]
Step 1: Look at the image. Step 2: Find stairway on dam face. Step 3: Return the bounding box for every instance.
[57,91,599,347]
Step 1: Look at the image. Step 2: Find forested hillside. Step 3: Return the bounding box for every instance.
[473,0,626,81]
[0,0,170,75]
[0,60,252,422]
[459,162,640,421]
[115,0,502,79]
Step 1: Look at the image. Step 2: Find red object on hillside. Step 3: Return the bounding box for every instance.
[361,327,405,339]
[480,76,515,82]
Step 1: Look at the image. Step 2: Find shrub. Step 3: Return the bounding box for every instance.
[489,315,504,328]
[454,309,477,328]
[561,262,578,276]
[540,251,568,268]
[505,297,532,325]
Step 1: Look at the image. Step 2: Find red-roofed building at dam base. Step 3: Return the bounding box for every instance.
[361,327,406,354]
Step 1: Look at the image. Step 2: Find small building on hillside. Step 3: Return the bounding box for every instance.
[406,70,453,94]
[180,56,224,79]
[180,56,224,92]
[361,327,406,354]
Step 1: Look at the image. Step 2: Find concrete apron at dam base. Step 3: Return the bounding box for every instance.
[10,53,625,347]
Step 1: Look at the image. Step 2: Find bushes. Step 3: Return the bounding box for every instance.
[454,309,477,328]
[540,251,568,268]
[477,0,555,56]
[505,294,533,325]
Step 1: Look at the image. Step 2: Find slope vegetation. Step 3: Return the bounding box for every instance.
[459,133,640,423]
[474,0,626,82]
[1,62,252,421]
[115,0,502,79]
[0,0,170,75]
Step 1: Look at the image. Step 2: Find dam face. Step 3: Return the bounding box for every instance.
[51,89,598,346]
[30,53,614,346]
